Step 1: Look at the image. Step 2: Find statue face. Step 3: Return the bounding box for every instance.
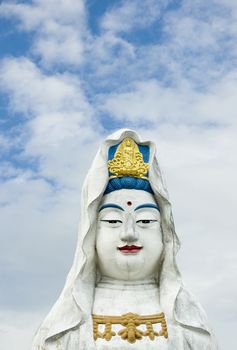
[96,189,163,281]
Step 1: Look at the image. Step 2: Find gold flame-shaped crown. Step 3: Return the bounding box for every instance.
[108,137,149,179]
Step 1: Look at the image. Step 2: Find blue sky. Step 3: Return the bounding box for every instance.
[1,1,237,349]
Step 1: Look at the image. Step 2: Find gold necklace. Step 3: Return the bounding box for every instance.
[92,312,168,344]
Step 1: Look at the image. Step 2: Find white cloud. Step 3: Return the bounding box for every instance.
[0,168,88,325]
[91,31,135,64]
[158,0,237,85]
[101,76,237,127]
[0,57,100,186]
[0,162,22,179]
[0,310,47,350]
[26,113,100,186]
[87,0,237,93]
[100,0,169,34]
[0,134,10,153]
[0,57,90,115]
[1,0,86,67]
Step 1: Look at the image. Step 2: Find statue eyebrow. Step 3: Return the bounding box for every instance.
[134,203,160,212]
[99,204,125,212]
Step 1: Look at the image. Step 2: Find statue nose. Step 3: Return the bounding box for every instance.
[120,213,138,242]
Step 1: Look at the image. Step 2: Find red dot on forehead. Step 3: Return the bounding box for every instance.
[127,201,132,206]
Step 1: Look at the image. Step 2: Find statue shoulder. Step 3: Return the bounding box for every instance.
[173,287,218,350]
[182,327,218,350]
[32,327,78,350]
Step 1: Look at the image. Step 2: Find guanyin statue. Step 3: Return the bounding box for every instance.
[32,129,217,350]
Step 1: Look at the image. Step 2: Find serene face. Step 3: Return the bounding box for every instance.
[96,189,163,281]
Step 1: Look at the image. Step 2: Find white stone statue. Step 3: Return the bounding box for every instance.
[32,129,218,350]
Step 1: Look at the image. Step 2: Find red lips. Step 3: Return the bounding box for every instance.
[118,245,142,254]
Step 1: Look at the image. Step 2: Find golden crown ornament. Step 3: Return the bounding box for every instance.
[108,138,149,180]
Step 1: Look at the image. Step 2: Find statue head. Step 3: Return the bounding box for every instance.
[96,137,164,281]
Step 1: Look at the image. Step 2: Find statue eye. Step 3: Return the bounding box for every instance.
[101,220,122,224]
[108,220,122,224]
[136,220,157,224]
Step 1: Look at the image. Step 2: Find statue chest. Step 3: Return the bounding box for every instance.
[92,284,169,350]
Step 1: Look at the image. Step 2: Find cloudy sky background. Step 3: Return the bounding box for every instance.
[0,0,237,349]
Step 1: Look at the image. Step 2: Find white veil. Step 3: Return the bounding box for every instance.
[32,129,215,349]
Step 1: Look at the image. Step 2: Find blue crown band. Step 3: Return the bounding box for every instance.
[104,176,154,195]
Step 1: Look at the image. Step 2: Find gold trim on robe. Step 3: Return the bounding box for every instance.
[93,312,168,344]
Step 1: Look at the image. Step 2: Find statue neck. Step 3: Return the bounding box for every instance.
[93,275,161,316]
[96,275,158,291]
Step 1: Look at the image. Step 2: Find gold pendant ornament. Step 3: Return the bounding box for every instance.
[93,312,168,344]
[108,138,149,180]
